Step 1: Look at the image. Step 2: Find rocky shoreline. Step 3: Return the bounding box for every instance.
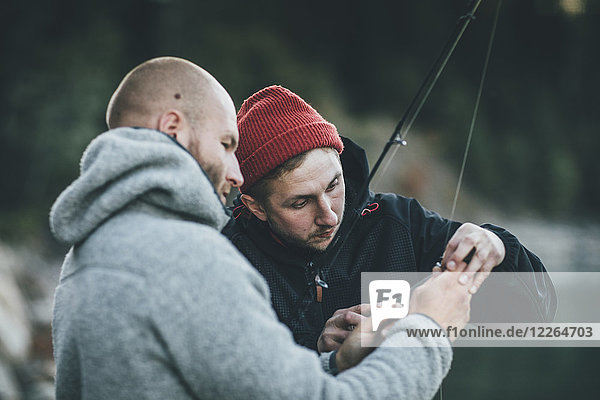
[0,242,58,400]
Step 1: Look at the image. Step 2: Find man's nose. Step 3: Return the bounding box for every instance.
[227,154,244,188]
[315,197,338,227]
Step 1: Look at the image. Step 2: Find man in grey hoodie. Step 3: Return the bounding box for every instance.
[50,56,472,399]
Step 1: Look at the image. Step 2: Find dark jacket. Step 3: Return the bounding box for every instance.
[224,137,556,351]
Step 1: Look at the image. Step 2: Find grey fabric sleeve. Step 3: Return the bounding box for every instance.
[146,231,453,400]
[320,350,338,376]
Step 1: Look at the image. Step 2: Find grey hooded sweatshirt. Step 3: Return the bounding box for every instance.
[50,127,452,400]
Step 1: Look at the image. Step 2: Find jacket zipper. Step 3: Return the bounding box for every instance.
[308,261,328,302]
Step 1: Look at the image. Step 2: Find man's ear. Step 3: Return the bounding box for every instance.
[158,110,190,147]
[241,194,268,222]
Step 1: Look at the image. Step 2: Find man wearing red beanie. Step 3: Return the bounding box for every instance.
[224,85,556,352]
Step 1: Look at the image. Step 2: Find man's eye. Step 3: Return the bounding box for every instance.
[222,142,231,150]
[292,200,307,209]
[326,178,339,191]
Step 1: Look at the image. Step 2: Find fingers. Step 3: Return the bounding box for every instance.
[409,270,473,332]
[317,323,352,353]
[469,270,490,294]
[336,317,379,371]
[436,268,473,288]
[317,309,367,353]
[333,304,371,318]
[445,234,480,272]
[333,304,360,316]
[345,304,362,314]
[326,310,364,339]
[443,225,505,294]
[457,270,477,286]
[329,310,362,329]
[343,311,364,327]
[359,303,371,317]
[345,303,371,317]
[442,223,473,268]
[318,335,341,353]
[378,318,397,337]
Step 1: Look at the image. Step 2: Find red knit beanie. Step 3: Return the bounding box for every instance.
[236,85,344,193]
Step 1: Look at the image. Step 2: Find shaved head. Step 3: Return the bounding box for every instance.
[105,56,243,204]
[106,56,224,129]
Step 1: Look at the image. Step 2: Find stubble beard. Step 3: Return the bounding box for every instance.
[195,152,228,203]
[268,210,344,254]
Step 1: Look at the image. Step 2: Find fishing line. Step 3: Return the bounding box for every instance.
[441,0,502,253]
[438,2,501,399]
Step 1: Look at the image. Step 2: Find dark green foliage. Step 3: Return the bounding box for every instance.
[1,0,598,240]
[445,347,600,399]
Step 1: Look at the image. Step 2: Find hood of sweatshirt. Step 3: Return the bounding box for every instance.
[50,127,230,245]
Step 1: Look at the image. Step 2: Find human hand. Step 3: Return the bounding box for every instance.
[337,271,472,369]
[334,311,390,372]
[409,270,472,339]
[317,304,370,353]
[441,223,505,294]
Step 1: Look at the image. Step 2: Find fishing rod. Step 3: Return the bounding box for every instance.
[315,0,485,274]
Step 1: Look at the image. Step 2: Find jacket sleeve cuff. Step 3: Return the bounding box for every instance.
[481,223,520,272]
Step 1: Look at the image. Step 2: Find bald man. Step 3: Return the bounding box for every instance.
[50,57,472,400]
[105,57,242,204]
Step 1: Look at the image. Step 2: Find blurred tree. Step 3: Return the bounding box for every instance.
[1,0,598,242]
[0,1,598,398]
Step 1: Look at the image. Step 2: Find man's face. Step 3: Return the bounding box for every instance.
[259,148,345,252]
[187,87,243,204]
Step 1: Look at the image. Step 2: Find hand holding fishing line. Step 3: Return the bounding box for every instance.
[441,223,506,294]
[433,0,503,301]
[311,4,504,392]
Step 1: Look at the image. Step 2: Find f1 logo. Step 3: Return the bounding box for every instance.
[369,280,410,331]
